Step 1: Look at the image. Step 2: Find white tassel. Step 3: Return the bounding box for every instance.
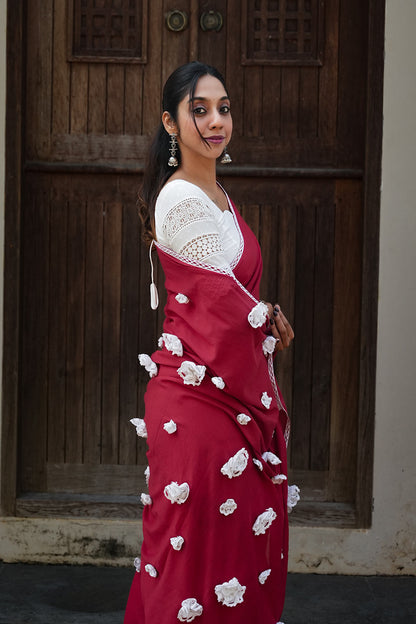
[149,240,159,310]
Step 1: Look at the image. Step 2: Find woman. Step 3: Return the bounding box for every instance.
[124,61,297,624]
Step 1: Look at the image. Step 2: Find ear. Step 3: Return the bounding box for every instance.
[162,111,178,135]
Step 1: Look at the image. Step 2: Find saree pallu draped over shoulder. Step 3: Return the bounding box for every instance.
[124,203,295,624]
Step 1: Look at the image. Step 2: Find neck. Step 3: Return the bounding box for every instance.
[174,158,230,212]
[178,157,217,191]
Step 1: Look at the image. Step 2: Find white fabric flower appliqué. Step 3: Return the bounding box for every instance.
[262,451,282,465]
[252,507,277,536]
[138,353,158,378]
[237,413,251,425]
[262,335,277,356]
[164,481,190,505]
[287,484,301,512]
[140,493,152,506]
[253,458,263,471]
[163,419,177,434]
[220,448,249,479]
[175,293,190,304]
[177,361,206,386]
[133,557,141,573]
[261,392,272,409]
[248,301,269,328]
[144,563,158,578]
[211,376,225,390]
[170,536,185,551]
[130,418,147,438]
[214,577,246,607]
[158,333,183,356]
[177,598,203,621]
[258,569,271,585]
[144,465,150,486]
[272,474,287,485]
[219,498,237,516]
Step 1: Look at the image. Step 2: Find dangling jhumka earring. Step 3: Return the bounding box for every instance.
[220,145,232,164]
[168,134,178,167]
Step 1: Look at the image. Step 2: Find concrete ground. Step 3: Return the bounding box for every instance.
[0,563,414,623]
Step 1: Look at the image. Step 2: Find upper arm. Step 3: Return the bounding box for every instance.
[156,195,231,270]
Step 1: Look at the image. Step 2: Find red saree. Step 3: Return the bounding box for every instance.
[124,202,294,624]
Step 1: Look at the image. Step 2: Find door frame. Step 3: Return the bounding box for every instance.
[1,0,24,516]
[1,0,385,527]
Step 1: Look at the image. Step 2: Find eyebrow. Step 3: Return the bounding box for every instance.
[188,95,230,103]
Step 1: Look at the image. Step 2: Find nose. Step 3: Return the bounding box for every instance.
[208,109,223,129]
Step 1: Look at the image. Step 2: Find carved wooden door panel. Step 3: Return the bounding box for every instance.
[18,0,373,526]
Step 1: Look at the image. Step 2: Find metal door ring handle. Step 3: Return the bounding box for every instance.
[200,10,223,32]
[166,10,189,32]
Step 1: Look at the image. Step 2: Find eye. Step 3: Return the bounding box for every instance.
[193,106,206,116]
[220,104,231,114]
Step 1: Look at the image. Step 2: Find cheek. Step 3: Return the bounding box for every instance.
[181,117,203,139]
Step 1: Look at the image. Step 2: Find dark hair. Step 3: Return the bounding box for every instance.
[138,61,228,244]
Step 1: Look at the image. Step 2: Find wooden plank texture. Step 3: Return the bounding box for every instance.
[119,202,142,465]
[244,66,262,138]
[83,201,104,465]
[291,200,315,469]
[310,196,335,470]
[107,65,126,134]
[46,463,146,495]
[88,64,107,133]
[276,201,296,422]
[318,0,339,144]
[299,67,319,138]
[262,67,282,138]
[19,184,50,491]
[162,0,191,84]
[65,199,86,464]
[70,63,89,134]
[142,0,163,134]
[124,65,144,135]
[52,0,70,135]
[101,202,122,464]
[198,0,227,76]
[16,493,142,519]
[329,179,362,501]
[337,0,368,166]
[25,0,53,159]
[47,198,68,464]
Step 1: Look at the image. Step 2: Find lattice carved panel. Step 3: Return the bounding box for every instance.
[69,0,148,63]
[242,0,324,66]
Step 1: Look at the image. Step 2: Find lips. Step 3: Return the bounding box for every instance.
[205,135,225,144]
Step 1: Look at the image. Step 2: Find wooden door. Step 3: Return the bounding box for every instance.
[13,0,381,527]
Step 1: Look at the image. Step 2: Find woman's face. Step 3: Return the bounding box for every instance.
[171,74,233,163]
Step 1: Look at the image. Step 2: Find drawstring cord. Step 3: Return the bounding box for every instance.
[149,240,159,310]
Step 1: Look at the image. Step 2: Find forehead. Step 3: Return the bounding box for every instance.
[190,74,229,100]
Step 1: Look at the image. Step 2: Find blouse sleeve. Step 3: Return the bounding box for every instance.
[155,194,232,271]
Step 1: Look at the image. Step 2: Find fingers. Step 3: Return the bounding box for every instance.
[269,304,294,351]
[275,306,294,342]
[269,323,283,350]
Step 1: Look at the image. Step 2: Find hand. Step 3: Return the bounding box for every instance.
[265,303,294,352]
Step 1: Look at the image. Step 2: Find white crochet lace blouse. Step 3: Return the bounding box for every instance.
[155,180,241,270]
